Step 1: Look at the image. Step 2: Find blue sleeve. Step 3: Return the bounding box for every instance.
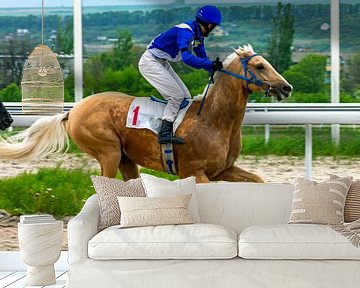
[181,50,213,71]
[176,28,193,50]
[177,29,212,71]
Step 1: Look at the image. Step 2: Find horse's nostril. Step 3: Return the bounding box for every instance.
[281,85,292,93]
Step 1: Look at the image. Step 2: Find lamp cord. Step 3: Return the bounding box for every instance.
[42,0,44,45]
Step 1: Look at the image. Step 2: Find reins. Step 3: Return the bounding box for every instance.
[197,53,271,116]
[197,70,215,115]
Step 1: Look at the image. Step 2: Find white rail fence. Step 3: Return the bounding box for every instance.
[4,102,360,180]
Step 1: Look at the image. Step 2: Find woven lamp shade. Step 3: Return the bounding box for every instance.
[21,45,64,115]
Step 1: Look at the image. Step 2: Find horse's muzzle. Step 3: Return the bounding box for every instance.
[0,117,13,130]
[267,83,292,102]
[281,84,293,98]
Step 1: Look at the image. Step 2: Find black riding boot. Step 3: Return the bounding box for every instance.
[158,120,185,144]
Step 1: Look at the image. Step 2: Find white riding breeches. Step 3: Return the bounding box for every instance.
[138,50,191,122]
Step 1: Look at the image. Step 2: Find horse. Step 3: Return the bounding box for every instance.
[0,101,13,130]
[0,45,292,183]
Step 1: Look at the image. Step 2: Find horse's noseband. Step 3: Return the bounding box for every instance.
[220,54,271,96]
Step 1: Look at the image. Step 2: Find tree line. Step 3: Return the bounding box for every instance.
[0,3,360,103]
[0,3,356,28]
[0,3,359,48]
[1,26,360,104]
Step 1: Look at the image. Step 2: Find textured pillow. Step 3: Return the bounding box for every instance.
[330,175,360,223]
[289,177,352,225]
[140,173,200,222]
[345,180,360,223]
[91,176,146,230]
[117,194,193,228]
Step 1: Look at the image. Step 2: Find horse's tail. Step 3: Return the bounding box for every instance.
[0,112,69,161]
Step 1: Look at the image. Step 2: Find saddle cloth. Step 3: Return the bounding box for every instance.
[126,96,193,133]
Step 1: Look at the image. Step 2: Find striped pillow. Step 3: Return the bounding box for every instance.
[345,180,360,223]
[330,175,360,223]
[289,177,352,225]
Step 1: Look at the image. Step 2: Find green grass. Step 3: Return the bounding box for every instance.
[241,126,360,157]
[1,125,360,217]
[0,166,178,217]
[0,167,97,217]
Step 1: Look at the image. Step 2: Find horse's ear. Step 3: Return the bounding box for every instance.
[232,47,241,57]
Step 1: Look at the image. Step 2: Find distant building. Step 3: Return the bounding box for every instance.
[17,29,29,37]
[4,35,13,42]
[325,55,345,84]
[212,26,229,37]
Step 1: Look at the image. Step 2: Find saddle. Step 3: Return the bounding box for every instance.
[126,96,192,134]
[126,96,193,175]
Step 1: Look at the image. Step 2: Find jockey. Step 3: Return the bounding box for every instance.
[138,5,223,145]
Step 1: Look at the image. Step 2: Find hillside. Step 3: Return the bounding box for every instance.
[0,3,359,55]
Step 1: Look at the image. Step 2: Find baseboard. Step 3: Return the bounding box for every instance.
[0,251,69,270]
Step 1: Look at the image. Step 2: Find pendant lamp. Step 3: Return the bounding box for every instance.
[21,0,64,115]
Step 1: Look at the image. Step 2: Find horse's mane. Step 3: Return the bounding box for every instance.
[223,44,255,69]
[193,44,255,101]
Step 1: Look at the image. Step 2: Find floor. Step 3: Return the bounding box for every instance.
[0,271,67,288]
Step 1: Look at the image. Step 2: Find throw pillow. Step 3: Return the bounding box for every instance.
[117,194,194,228]
[91,176,146,230]
[289,177,352,225]
[330,175,360,223]
[140,173,200,222]
[345,180,360,223]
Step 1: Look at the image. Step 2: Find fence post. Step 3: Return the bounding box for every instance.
[331,0,340,144]
[74,0,83,102]
[265,124,270,144]
[264,108,270,144]
[305,124,312,180]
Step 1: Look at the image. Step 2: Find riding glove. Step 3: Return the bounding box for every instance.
[212,57,223,71]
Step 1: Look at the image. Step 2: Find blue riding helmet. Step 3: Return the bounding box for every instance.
[195,5,222,26]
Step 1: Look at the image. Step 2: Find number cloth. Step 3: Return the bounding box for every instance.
[126,96,193,134]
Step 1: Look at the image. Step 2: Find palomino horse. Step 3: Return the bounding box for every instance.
[0,102,13,130]
[0,45,292,183]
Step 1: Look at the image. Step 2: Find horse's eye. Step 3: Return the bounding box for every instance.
[256,64,265,70]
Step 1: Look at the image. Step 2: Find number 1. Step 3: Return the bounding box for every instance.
[132,106,140,126]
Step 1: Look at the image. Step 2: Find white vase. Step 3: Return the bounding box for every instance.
[18,221,63,286]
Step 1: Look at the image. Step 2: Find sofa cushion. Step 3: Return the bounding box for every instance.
[238,224,360,260]
[117,194,193,228]
[88,223,237,260]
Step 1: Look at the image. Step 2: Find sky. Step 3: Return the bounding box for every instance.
[1,1,166,8]
[0,0,319,8]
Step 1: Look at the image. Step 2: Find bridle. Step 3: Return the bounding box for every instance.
[197,53,272,116]
[219,53,271,96]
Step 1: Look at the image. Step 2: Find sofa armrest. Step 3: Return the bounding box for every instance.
[68,194,100,264]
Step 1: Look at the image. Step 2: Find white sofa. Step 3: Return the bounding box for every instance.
[66,182,360,288]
